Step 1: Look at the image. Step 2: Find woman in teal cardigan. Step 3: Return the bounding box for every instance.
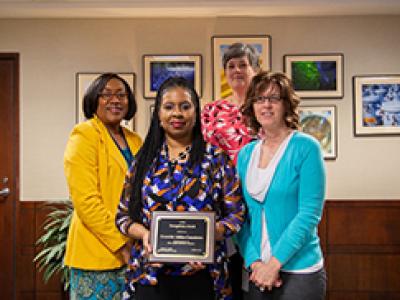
[235,71,326,300]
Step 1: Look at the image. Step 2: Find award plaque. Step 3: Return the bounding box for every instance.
[149,211,215,263]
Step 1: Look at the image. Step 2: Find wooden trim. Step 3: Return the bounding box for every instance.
[16,199,400,299]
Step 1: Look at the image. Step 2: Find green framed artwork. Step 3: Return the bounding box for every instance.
[284,54,344,99]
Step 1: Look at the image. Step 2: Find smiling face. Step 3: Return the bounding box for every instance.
[158,86,196,142]
[253,83,286,131]
[95,78,129,128]
[225,55,257,94]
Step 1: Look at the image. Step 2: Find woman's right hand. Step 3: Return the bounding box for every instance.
[141,229,164,268]
[141,229,152,256]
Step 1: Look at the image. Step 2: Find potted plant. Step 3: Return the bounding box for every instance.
[34,200,73,292]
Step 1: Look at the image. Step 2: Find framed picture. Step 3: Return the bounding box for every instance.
[212,35,271,100]
[76,72,135,130]
[143,55,202,98]
[353,75,400,136]
[299,105,337,160]
[284,54,344,99]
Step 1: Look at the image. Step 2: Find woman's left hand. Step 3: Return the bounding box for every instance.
[250,257,282,291]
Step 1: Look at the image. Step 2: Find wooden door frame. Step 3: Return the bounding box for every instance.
[0,53,19,300]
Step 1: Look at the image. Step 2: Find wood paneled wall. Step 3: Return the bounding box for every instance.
[17,200,400,300]
[324,201,400,300]
[17,202,66,300]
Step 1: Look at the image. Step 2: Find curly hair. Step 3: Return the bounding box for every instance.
[241,71,300,133]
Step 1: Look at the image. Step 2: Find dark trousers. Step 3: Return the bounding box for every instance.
[135,269,215,300]
[244,268,326,300]
[229,252,244,300]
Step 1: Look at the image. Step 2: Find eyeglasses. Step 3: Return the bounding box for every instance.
[252,95,282,104]
[99,92,128,101]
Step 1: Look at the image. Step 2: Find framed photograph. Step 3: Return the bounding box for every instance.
[353,75,400,136]
[143,55,202,98]
[76,72,135,130]
[299,105,337,160]
[212,35,271,100]
[284,54,344,99]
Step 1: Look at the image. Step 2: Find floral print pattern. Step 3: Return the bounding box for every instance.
[70,267,125,300]
[201,99,255,164]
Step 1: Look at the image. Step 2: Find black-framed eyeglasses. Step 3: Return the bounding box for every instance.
[99,92,128,101]
[252,95,282,104]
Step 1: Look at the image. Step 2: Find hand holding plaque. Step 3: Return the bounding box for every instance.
[149,211,215,263]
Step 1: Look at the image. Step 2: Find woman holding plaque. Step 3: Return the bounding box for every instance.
[116,77,245,300]
[235,71,326,300]
[64,73,142,299]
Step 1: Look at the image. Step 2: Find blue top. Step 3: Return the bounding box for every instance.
[109,128,134,166]
[235,131,326,271]
[120,147,134,166]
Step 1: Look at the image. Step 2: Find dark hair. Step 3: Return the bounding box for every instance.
[82,73,137,120]
[242,71,300,132]
[128,77,206,221]
[222,42,260,71]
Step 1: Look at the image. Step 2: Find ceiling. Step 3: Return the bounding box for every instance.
[0,0,400,18]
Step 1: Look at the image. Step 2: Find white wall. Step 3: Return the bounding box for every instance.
[0,16,399,200]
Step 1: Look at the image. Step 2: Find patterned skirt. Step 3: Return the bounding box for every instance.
[70,267,126,300]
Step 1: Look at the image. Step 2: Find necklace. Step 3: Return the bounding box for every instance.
[169,145,192,166]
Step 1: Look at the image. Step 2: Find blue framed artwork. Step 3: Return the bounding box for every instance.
[353,75,400,136]
[212,35,271,100]
[143,55,202,98]
[299,105,337,160]
[284,54,344,99]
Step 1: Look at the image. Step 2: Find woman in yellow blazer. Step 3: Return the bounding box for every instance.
[64,73,142,299]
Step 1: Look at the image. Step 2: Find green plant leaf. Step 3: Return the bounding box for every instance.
[33,200,73,289]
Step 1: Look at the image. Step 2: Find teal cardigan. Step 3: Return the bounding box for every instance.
[235,131,326,271]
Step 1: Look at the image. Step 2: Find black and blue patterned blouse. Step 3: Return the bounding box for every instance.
[116,142,245,300]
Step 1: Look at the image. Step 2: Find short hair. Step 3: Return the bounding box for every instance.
[242,71,300,133]
[82,73,137,120]
[222,42,260,71]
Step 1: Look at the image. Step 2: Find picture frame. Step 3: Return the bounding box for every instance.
[212,35,271,100]
[76,72,135,130]
[299,105,337,160]
[353,75,400,136]
[284,54,344,99]
[143,55,202,99]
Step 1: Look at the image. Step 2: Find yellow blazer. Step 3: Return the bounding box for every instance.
[64,116,142,270]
